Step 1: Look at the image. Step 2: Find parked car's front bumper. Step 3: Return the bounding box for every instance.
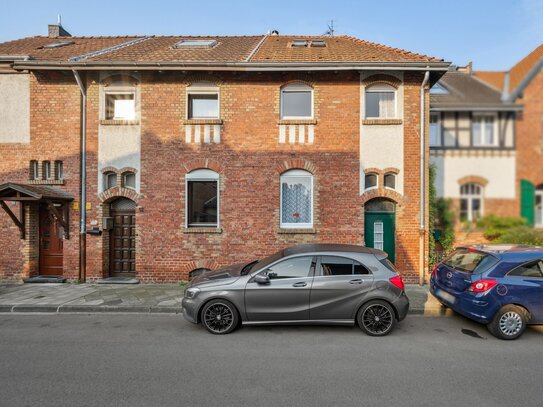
[430,277,498,324]
[182,297,199,324]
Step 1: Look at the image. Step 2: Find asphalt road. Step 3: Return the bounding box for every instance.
[1,313,542,407]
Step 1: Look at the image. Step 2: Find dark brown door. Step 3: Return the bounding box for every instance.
[110,208,136,276]
[39,205,63,276]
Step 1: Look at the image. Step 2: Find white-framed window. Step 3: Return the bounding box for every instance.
[30,160,39,180]
[105,92,135,120]
[280,169,313,228]
[430,113,441,147]
[280,83,313,119]
[460,183,483,222]
[536,185,543,228]
[54,160,63,180]
[104,171,117,190]
[364,173,378,190]
[472,114,498,147]
[365,83,397,119]
[384,173,396,190]
[186,169,219,228]
[122,172,136,189]
[187,82,219,119]
[42,161,51,180]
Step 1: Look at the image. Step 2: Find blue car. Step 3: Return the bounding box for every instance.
[430,245,543,340]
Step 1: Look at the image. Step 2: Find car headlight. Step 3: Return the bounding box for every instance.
[185,287,200,299]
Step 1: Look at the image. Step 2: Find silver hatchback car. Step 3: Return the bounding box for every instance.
[182,244,409,335]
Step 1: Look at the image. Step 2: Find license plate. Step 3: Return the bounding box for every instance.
[435,288,456,304]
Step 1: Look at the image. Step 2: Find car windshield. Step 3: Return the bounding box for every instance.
[442,249,498,274]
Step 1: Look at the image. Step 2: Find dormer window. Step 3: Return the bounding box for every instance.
[291,40,308,48]
[175,40,217,49]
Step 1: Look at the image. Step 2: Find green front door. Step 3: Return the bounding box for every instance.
[365,207,396,264]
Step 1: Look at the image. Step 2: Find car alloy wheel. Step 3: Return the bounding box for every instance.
[358,300,396,336]
[201,300,239,335]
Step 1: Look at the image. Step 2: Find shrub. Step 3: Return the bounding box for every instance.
[496,226,543,246]
[477,215,526,241]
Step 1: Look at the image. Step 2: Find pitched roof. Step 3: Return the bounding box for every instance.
[473,70,505,92]
[474,44,543,100]
[0,183,74,201]
[0,34,446,68]
[430,71,520,110]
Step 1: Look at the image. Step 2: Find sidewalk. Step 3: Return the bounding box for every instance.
[0,282,445,315]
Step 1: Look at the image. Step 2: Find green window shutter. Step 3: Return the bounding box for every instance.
[521,179,535,226]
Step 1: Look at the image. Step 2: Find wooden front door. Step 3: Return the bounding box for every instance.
[110,206,136,276]
[39,205,64,275]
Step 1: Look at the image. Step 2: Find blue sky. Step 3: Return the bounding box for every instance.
[1,0,541,70]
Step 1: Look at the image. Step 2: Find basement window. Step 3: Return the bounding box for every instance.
[175,40,217,49]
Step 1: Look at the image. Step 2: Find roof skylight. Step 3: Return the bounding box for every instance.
[41,41,75,49]
[291,40,308,48]
[310,40,326,47]
[174,39,218,49]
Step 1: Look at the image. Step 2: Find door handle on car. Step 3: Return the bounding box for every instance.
[292,282,307,287]
[349,279,363,284]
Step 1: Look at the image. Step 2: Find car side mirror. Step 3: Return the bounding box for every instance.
[254,274,270,285]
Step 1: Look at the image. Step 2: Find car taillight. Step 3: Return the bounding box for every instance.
[431,264,439,278]
[467,279,497,293]
[389,275,405,291]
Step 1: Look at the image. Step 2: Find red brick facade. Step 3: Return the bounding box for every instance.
[0,69,430,283]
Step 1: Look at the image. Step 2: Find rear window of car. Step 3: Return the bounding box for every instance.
[442,249,498,274]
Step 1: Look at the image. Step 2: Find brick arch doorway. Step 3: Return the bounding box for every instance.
[364,198,396,263]
[109,198,136,277]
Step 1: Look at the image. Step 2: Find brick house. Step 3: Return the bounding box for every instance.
[430,66,522,224]
[0,24,449,283]
[475,45,543,226]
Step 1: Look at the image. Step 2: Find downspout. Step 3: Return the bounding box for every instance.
[419,70,430,286]
[73,70,87,282]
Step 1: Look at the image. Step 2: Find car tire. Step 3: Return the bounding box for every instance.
[201,299,239,335]
[487,305,528,340]
[357,300,397,337]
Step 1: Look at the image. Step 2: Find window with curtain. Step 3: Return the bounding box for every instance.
[365,83,396,119]
[280,170,313,228]
[186,169,219,227]
[280,83,313,119]
[472,115,497,147]
[460,183,483,222]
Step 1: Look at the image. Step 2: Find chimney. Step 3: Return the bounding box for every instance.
[48,15,71,37]
[457,61,473,74]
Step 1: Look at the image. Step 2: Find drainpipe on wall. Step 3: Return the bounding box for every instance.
[73,70,87,282]
[419,70,430,286]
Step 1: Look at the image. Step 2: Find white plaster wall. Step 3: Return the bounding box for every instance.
[431,154,516,199]
[360,71,404,194]
[98,74,141,192]
[0,74,30,143]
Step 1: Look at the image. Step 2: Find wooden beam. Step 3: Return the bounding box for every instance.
[0,201,25,239]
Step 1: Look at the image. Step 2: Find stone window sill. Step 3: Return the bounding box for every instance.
[100,119,140,125]
[184,119,224,125]
[278,119,317,125]
[278,228,317,234]
[362,119,402,125]
[26,179,65,185]
[183,227,223,234]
